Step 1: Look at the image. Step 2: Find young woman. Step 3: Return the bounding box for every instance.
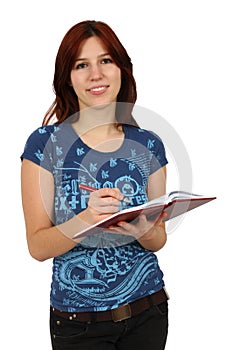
[21,20,169,350]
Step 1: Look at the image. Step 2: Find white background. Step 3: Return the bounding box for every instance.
[1,0,232,349]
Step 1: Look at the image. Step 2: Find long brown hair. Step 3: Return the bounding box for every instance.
[43,20,137,126]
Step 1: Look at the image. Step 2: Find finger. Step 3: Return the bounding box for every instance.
[116,221,141,237]
[106,226,127,234]
[97,187,124,201]
[138,214,147,224]
[146,211,167,226]
[99,196,121,208]
[95,204,120,214]
[107,224,136,237]
[138,214,154,231]
[156,211,167,224]
[89,190,121,213]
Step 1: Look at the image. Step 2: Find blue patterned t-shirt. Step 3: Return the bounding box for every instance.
[21,122,168,312]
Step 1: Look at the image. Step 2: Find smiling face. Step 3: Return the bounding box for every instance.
[70,36,121,111]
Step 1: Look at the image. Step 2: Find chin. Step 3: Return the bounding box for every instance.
[88,101,117,110]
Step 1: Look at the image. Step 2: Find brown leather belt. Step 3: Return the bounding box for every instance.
[51,287,169,323]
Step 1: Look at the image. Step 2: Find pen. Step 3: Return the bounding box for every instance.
[79,183,130,204]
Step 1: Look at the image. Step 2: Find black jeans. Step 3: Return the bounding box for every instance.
[50,301,168,350]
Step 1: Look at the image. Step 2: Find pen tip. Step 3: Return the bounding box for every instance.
[123,197,130,204]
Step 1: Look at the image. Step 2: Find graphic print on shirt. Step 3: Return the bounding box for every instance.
[50,138,163,309]
[53,142,152,225]
[52,243,162,311]
[21,124,167,311]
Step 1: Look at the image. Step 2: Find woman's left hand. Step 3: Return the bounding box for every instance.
[107,211,167,240]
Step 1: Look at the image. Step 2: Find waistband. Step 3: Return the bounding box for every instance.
[50,287,169,323]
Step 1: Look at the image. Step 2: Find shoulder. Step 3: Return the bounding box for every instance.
[124,125,165,149]
[21,124,62,170]
[26,124,61,142]
[124,124,168,168]
[23,124,62,150]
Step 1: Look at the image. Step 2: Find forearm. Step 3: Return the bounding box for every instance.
[25,186,124,262]
[137,223,167,252]
[27,214,89,261]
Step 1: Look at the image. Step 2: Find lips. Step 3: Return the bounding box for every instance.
[87,85,109,95]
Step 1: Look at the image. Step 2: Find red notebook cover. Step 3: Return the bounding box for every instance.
[73,193,216,239]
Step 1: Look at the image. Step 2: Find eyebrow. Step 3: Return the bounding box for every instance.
[75,52,110,62]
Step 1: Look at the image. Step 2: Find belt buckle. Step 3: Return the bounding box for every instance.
[111,304,132,322]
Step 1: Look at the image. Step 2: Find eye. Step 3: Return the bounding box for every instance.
[75,62,88,70]
[101,57,113,64]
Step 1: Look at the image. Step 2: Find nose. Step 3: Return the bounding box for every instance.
[90,64,103,81]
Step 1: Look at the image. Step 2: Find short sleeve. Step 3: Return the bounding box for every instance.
[146,130,168,174]
[20,127,53,172]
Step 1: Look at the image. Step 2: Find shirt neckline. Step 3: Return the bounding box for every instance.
[67,123,129,156]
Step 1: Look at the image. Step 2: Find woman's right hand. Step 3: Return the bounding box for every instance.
[80,188,124,225]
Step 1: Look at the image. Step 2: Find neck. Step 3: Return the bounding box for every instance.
[71,103,124,151]
[76,103,117,134]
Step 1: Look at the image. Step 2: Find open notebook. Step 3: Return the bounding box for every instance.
[72,191,216,239]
